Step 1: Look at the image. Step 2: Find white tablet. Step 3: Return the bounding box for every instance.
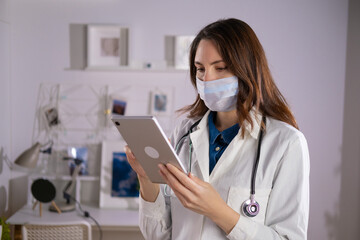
[111,115,186,184]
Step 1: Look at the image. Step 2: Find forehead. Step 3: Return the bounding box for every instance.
[195,39,223,63]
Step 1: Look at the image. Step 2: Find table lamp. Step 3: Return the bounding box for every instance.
[14,143,41,168]
[6,141,53,170]
[49,157,83,212]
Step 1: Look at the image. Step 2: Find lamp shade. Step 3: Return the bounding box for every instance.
[14,142,41,168]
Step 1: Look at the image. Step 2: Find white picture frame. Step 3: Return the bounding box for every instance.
[87,25,128,68]
[165,35,195,69]
[99,140,139,209]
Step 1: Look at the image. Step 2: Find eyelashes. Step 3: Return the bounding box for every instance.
[195,67,227,72]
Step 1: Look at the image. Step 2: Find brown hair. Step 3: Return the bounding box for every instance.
[179,18,298,135]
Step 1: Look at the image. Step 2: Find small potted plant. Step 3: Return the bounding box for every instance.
[0,217,10,240]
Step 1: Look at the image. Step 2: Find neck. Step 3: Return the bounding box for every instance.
[214,110,238,132]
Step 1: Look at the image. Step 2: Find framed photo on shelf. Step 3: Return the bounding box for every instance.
[67,146,89,176]
[165,35,195,69]
[87,25,128,68]
[99,141,139,209]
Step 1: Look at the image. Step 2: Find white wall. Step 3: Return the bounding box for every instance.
[8,0,349,239]
[0,0,12,217]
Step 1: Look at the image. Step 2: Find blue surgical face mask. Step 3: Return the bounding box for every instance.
[196,76,239,112]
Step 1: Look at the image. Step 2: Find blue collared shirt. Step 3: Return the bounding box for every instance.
[208,111,240,174]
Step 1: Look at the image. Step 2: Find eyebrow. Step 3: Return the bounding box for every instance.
[194,60,225,65]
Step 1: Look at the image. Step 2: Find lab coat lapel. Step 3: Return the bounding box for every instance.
[210,109,263,183]
[188,109,262,183]
[189,111,211,182]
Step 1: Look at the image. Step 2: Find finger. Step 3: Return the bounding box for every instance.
[159,169,195,209]
[158,164,173,183]
[124,145,135,159]
[171,187,195,208]
[167,185,194,209]
[158,168,171,186]
[189,172,204,185]
[159,164,194,197]
[166,163,200,191]
[124,146,147,178]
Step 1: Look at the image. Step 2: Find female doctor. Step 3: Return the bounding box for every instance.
[125,18,309,240]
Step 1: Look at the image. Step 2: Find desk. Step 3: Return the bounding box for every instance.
[7,203,145,240]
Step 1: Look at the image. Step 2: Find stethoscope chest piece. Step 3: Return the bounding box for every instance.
[241,195,260,217]
[174,115,266,218]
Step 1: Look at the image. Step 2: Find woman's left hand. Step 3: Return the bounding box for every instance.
[158,163,239,234]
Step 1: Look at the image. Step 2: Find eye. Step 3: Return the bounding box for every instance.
[196,67,205,72]
[216,67,227,71]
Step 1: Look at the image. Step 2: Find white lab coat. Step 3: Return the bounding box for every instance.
[139,110,310,239]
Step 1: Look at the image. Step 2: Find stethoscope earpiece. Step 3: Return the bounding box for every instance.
[241,195,260,217]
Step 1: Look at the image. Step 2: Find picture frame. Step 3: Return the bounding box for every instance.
[149,88,173,116]
[110,95,127,116]
[165,35,195,69]
[67,146,89,176]
[42,105,60,130]
[44,107,60,126]
[87,25,128,68]
[99,141,139,209]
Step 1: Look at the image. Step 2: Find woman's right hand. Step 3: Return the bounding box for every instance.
[124,145,160,202]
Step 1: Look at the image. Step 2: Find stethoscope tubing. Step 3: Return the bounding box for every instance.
[164,115,266,217]
[250,115,266,195]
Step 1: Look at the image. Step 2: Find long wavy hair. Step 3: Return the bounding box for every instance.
[179,18,298,136]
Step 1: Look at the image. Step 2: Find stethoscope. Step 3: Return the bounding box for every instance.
[164,115,266,218]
